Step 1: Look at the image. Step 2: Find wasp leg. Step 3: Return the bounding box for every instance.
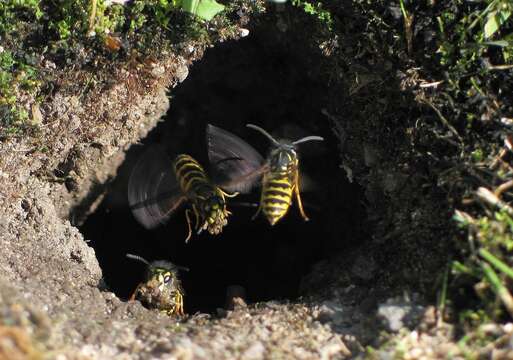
[176,292,185,316]
[192,204,201,230]
[221,190,240,198]
[251,195,264,221]
[251,206,262,220]
[128,284,141,301]
[294,170,309,221]
[193,204,208,236]
[220,190,239,217]
[251,174,267,221]
[184,209,193,243]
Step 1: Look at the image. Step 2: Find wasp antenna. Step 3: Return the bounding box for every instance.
[246,124,280,146]
[176,265,190,272]
[292,135,324,145]
[126,253,150,265]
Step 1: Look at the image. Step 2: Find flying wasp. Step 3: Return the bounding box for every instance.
[128,142,249,242]
[206,123,324,225]
[126,254,188,316]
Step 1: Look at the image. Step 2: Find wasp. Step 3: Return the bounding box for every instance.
[126,254,188,316]
[206,124,324,225]
[128,143,247,242]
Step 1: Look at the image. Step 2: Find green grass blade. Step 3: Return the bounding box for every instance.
[481,262,513,317]
[479,248,513,280]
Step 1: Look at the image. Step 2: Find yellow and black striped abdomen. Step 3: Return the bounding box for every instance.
[174,154,210,197]
[262,171,294,225]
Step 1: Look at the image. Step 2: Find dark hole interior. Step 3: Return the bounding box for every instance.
[80,24,367,314]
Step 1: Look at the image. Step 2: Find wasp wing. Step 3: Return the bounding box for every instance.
[206,124,266,193]
[128,146,186,229]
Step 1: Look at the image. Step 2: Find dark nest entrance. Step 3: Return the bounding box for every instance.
[80,22,366,314]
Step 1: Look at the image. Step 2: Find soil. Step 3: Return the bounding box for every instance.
[0,2,465,359]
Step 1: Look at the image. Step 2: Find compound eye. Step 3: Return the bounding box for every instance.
[163,275,171,284]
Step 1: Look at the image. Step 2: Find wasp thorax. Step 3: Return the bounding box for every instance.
[270,147,297,172]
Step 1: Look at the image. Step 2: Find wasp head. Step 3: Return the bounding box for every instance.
[146,261,180,292]
[245,124,323,173]
[200,194,229,235]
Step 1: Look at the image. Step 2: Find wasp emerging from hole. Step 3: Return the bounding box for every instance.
[128,141,250,242]
[206,123,324,225]
[127,254,188,316]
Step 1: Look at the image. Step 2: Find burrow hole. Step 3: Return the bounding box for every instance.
[81,21,366,314]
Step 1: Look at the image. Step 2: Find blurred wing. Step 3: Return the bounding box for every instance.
[298,171,316,193]
[206,124,265,193]
[128,146,186,229]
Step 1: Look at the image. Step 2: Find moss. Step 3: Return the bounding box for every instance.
[0,0,43,34]
[291,0,333,30]
[0,49,41,138]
